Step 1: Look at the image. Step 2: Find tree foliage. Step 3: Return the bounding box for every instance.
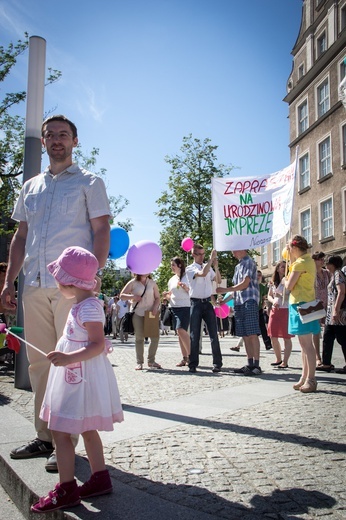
[155,135,238,292]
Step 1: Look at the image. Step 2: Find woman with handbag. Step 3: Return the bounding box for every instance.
[316,255,346,374]
[284,235,320,393]
[267,261,294,369]
[120,274,161,370]
[162,257,191,367]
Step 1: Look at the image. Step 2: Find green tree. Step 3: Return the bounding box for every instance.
[156,134,238,292]
[0,34,62,237]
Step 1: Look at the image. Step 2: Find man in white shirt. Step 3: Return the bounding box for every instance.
[185,244,223,373]
[1,115,111,471]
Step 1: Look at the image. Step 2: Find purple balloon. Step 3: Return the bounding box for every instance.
[126,241,162,274]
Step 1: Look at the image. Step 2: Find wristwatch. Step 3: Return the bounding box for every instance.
[96,268,104,278]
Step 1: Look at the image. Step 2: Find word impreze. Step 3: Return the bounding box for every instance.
[225,212,273,236]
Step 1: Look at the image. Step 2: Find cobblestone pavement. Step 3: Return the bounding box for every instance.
[0,333,345,519]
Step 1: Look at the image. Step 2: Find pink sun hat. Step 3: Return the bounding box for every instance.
[47,246,99,290]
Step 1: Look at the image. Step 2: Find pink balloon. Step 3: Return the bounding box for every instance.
[126,241,162,274]
[214,304,230,319]
[181,237,194,252]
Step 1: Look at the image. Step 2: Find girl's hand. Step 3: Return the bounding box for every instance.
[273,297,280,309]
[47,351,71,366]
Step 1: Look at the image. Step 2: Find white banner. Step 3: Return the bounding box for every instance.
[211,159,297,251]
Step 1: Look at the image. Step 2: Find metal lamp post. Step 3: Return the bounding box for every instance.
[15,36,46,389]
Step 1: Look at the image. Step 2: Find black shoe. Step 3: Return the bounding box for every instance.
[271,361,283,366]
[251,366,262,375]
[10,438,53,459]
[265,344,272,350]
[189,367,197,373]
[45,452,58,473]
[212,366,221,373]
[335,366,346,374]
[233,365,252,375]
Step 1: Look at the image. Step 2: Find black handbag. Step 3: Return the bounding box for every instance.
[162,307,173,327]
[121,283,147,334]
[122,311,135,334]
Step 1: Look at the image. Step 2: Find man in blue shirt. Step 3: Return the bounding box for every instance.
[217,250,261,375]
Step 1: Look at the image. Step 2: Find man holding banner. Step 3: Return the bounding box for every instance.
[217,250,261,375]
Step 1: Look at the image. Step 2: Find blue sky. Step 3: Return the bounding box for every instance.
[1,0,303,266]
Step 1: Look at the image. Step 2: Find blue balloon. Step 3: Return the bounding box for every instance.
[109,227,130,260]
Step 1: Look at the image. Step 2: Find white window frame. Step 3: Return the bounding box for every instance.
[299,207,312,245]
[299,152,310,190]
[341,122,346,167]
[341,4,346,32]
[260,245,268,268]
[342,186,346,234]
[272,240,280,264]
[319,195,334,240]
[298,63,305,80]
[316,31,327,57]
[297,98,308,135]
[340,58,346,82]
[316,77,330,117]
[317,134,332,179]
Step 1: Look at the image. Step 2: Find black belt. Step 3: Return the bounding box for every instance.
[191,297,211,303]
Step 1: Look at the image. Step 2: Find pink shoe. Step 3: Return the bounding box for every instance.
[31,480,80,513]
[79,470,113,499]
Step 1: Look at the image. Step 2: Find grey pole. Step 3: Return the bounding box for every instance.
[15,36,46,389]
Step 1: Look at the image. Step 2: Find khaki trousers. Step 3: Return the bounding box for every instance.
[22,286,73,443]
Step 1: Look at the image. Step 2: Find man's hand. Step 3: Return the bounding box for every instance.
[0,282,17,311]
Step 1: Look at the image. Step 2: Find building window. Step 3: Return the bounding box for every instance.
[341,5,346,31]
[320,198,333,240]
[342,188,346,234]
[317,32,327,57]
[298,63,305,79]
[341,59,346,81]
[299,153,310,190]
[272,240,280,264]
[260,246,268,267]
[300,209,311,245]
[319,136,331,179]
[317,79,330,117]
[342,125,346,167]
[298,100,308,134]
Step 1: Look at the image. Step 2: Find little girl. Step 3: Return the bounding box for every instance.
[31,246,124,514]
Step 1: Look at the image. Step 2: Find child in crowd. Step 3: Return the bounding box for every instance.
[31,246,124,514]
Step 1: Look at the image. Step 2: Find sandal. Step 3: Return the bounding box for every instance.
[230,346,240,352]
[271,361,283,366]
[176,359,187,367]
[315,364,334,372]
[135,364,143,370]
[276,363,288,369]
[148,362,162,369]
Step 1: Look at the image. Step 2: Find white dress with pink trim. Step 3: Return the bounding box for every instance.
[40,297,124,434]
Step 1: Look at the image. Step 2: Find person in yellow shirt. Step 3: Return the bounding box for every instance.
[285,235,320,393]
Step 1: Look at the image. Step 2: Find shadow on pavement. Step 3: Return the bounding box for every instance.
[121,404,346,454]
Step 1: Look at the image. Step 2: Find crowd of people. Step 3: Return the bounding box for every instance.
[0,113,345,514]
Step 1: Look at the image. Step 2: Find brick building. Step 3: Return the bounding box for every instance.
[260,0,346,276]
